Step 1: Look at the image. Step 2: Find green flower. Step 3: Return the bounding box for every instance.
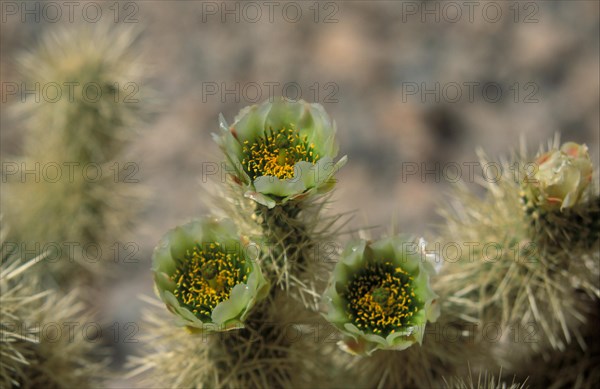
[324,237,439,355]
[525,142,593,211]
[213,97,347,208]
[152,218,269,332]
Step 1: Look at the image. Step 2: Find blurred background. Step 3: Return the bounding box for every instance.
[1,1,598,387]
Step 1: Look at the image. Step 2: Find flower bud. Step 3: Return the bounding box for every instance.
[526,142,593,211]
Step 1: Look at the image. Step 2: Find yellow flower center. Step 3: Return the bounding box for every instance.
[241,127,319,180]
[344,261,420,336]
[173,242,249,320]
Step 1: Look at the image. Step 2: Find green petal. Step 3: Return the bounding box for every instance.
[295,157,335,188]
[151,238,177,276]
[323,290,347,324]
[313,155,347,194]
[300,104,338,157]
[363,333,389,347]
[177,305,201,324]
[425,299,441,323]
[254,174,307,197]
[168,225,197,261]
[212,128,250,184]
[194,217,215,235]
[233,102,273,143]
[376,235,421,273]
[293,161,319,189]
[200,217,237,242]
[333,264,351,294]
[409,324,426,345]
[154,271,176,293]
[388,337,417,351]
[386,328,414,341]
[264,97,304,132]
[339,337,370,355]
[213,116,243,157]
[211,284,252,325]
[163,290,183,313]
[369,237,396,263]
[333,240,366,293]
[245,262,269,301]
[244,191,277,208]
[340,240,367,270]
[413,265,438,302]
[343,323,362,339]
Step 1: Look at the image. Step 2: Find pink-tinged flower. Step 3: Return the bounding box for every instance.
[526,142,593,211]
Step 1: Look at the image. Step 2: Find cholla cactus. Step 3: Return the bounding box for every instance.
[436,138,599,359]
[324,237,491,388]
[0,242,107,388]
[521,141,599,252]
[214,98,348,307]
[134,90,597,388]
[138,211,337,387]
[523,310,600,389]
[16,23,146,161]
[132,98,349,388]
[130,293,333,388]
[212,101,350,387]
[443,368,528,389]
[212,98,349,311]
[2,23,148,284]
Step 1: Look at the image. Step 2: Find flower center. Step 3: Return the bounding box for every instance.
[173,242,249,320]
[241,126,319,180]
[343,262,421,336]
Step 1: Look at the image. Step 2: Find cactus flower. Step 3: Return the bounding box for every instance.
[324,237,439,355]
[525,142,593,211]
[152,218,269,332]
[214,97,347,208]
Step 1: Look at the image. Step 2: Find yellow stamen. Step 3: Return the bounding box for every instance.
[172,242,249,320]
[343,261,421,336]
[241,126,318,180]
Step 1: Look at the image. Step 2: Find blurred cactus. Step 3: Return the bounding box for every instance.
[521,140,599,252]
[2,23,148,285]
[1,240,107,388]
[344,310,491,388]
[523,304,599,389]
[16,24,145,161]
[443,368,528,389]
[436,137,599,366]
[130,294,332,388]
